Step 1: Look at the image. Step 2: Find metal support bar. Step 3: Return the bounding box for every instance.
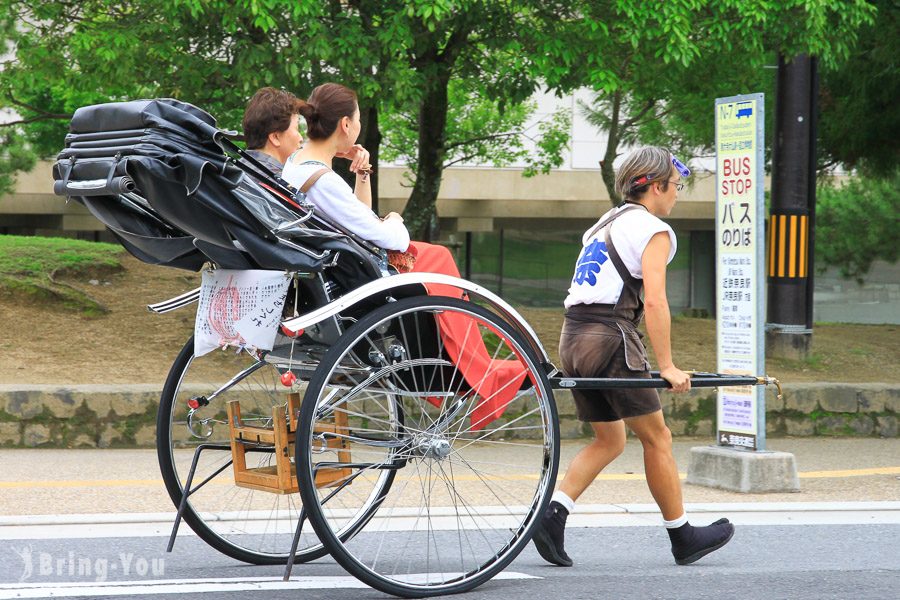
[550,374,770,390]
[166,443,233,552]
[282,508,307,581]
[201,360,267,404]
[309,460,406,472]
[283,461,384,581]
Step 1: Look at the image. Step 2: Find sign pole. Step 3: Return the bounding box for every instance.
[685,93,799,493]
[711,93,766,452]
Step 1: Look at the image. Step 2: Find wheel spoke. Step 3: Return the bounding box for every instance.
[296,297,558,595]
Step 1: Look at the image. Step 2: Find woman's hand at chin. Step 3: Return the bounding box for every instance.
[336,144,371,174]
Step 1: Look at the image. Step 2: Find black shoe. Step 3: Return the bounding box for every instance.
[532,501,573,567]
[668,518,735,565]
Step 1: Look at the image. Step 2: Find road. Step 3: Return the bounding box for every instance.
[2,512,899,600]
[1,438,898,599]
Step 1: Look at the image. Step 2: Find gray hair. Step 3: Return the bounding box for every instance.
[614,146,672,203]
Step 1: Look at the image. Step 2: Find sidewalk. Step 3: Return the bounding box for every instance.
[1,438,897,521]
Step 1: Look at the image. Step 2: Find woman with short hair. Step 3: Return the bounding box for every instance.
[241,87,305,177]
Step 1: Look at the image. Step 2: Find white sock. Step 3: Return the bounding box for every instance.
[663,513,688,529]
[551,490,575,514]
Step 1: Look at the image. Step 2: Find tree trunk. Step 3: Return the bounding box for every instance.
[403,72,450,241]
[360,102,381,213]
[601,90,622,207]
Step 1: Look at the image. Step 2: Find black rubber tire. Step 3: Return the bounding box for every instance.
[156,336,329,565]
[296,296,559,597]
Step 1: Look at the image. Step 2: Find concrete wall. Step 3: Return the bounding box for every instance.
[1,162,720,234]
[0,383,895,448]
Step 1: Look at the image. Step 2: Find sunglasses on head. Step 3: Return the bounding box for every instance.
[671,154,691,178]
[630,154,691,188]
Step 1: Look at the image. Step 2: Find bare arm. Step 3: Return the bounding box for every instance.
[641,231,690,392]
[337,144,373,209]
[353,175,372,210]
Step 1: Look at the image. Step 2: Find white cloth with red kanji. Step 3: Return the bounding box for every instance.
[194,269,291,357]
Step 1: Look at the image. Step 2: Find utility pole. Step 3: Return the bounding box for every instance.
[767,54,817,360]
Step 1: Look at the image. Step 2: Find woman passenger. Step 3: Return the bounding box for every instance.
[282,82,527,430]
[281,83,408,251]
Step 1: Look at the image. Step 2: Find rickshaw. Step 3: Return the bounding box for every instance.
[53,99,775,598]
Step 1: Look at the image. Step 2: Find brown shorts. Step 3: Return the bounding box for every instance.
[558,318,661,422]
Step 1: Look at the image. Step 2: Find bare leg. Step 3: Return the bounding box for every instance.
[623,410,682,520]
[534,420,625,567]
[558,420,627,501]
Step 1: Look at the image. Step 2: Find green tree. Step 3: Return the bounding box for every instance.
[379,1,573,239]
[0,0,570,233]
[558,0,874,205]
[816,173,900,283]
[812,0,900,283]
[0,1,409,202]
[0,0,876,240]
[818,0,899,177]
[380,76,571,187]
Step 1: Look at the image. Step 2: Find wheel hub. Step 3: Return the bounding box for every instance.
[412,435,452,460]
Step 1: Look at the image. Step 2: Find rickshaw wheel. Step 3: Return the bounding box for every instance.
[296,296,559,597]
[156,336,329,564]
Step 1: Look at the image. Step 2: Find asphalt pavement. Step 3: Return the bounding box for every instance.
[1,437,898,599]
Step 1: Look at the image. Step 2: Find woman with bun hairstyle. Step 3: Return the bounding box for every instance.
[282,83,408,250]
[283,82,528,430]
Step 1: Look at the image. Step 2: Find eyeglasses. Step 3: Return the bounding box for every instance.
[668,181,685,191]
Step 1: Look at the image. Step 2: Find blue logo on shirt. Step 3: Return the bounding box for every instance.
[573,239,609,285]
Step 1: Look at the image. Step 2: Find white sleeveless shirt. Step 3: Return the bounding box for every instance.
[281,161,410,251]
[563,205,677,308]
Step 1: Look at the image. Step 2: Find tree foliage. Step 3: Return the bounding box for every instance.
[0,0,881,242]
[0,1,314,184]
[0,2,437,191]
[380,0,573,238]
[818,0,899,177]
[381,80,570,179]
[816,172,900,283]
[0,0,571,235]
[560,0,875,204]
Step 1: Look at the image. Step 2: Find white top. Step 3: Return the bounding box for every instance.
[281,161,411,251]
[563,205,677,308]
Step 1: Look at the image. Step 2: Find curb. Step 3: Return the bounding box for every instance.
[0,383,898,447]
[1,502,899,528]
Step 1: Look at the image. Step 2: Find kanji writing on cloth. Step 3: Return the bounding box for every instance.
[194,270,291,357]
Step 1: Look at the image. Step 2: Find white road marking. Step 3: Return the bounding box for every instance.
[0,573,538,599]
[567,501,900,527]
[1,502,898,540]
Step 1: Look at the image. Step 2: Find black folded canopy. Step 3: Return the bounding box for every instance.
[52,98,383,283]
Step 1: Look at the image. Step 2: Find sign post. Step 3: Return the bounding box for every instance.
[713,93,766,451]
[686,92,799,493]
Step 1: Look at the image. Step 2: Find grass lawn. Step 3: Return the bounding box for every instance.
[0,235,124,315]
[0,235,896,385]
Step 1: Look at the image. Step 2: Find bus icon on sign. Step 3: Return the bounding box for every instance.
[736,102,753,119]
